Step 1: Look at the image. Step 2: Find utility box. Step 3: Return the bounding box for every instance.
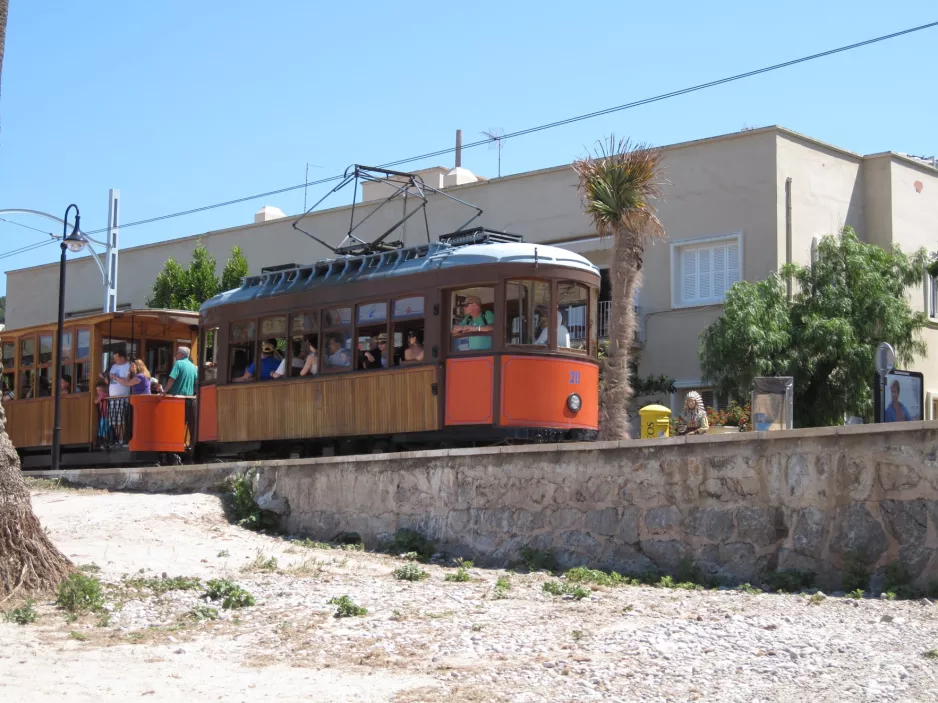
[751,377,794,431]
[639,404,671,439]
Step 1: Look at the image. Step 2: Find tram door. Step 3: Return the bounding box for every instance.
[146,341,175,388]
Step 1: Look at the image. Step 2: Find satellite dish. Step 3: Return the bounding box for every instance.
[875,342,896,376]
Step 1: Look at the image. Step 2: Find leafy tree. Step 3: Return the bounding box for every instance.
[147,242,249,311]
[699,227,927,426]
[574,137,666,439]
[220,246,249,292]
[0,295,6,325]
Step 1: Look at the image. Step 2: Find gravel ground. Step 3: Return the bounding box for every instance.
[2,488,938,702]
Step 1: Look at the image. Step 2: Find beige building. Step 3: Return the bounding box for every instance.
[6,126,938,414]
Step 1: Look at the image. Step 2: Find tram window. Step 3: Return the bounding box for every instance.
[394,296,424,364]
[450,287,495,353]
[229,320,256,381]
[259,316,287,380]
[60,331,74,393]
[589,287,599,357]
[20,337,35,368]
[36,367,52,397]
[75,328,91,393]
[2,341,15,400]
[202,328,219,384]
[357,302,388,370]
[324,331,352,369]
[558,282,589,353]
[323,307,352,327]
[38,333,53,364]
[20,370,34,399]
[505,280,550,346]
[289,312,319,377]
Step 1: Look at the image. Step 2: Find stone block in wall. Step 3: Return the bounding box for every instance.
[645,506,681,534]
[787,455,810,498]
[583,508,617,537]
[792,507,828,558]
[696,543,770,584]
[880,499,931,579]
[878,464,922,492]
[736,506,787,547]
[683,508,735,541]
[639,539,691,573]
[833,503,888,565]
[836,455,875,502]
[598,543,657,577]
[548,507,583,531]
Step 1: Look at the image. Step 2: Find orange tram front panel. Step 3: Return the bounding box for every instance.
[499,355,599,430]
[128,396,189,453]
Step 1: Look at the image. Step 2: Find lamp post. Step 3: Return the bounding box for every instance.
[52,204,88,472]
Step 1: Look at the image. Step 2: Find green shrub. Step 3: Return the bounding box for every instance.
[495,575,511,591]
[393,564,428,582]
[520,547,558,573]
[738,583,762,595]
[78,563,101,573]
[924,649,938,660]
[5,599,39,625]
[329,595,367,618]
[882,561,916,598]
[565,567,636,587]
[656,575,703,591]
[226,471,276,531]
[390,529,435,561]
[675,558,704,585]
[542,580,590,600]
[57,573,105,614]
[445,568,471,583]
[204,579,255,609]
[846,588,865,599]
[842,551,869,593]
[125,576,202,594]
[764,569,815,593]
[189,605,219,621]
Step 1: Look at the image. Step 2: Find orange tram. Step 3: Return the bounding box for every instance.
[4,228,600,468]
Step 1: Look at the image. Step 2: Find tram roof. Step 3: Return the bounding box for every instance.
[200,239,599,313]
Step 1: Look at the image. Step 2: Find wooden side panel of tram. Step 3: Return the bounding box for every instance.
[4,395,93,448]
[198,384,218,442]
[215,365,438,443]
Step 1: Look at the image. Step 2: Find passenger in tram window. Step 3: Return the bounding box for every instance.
[362,333,389,369]
[95,381,110,446]
[37,375,52,398]
[277,336,318,377]
[452,295,494,351]
[60,374,72,395]
[163,346,198,395]
[150,377,164,394]
[534,312,571,347]
[236,340,281,382]
[404,330,424,362]
[325,333,350,368]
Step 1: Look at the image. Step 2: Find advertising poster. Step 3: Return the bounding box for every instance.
[880,370,923,423]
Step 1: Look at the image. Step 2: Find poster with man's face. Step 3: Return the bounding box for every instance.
[883,372,922,422]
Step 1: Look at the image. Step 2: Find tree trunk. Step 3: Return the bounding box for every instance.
[0,403,73,599]
[600,231,642,440]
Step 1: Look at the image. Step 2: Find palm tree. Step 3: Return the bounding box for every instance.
[0,0,74,598]
[574,137,666,440]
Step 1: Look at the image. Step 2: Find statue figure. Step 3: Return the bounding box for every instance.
[675,391,709,436]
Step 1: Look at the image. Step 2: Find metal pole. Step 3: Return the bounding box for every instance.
[104,189,120,313]
[52,204,79,472]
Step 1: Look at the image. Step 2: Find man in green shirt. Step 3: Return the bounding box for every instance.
[452,295,494,351]
[163,346,197,396]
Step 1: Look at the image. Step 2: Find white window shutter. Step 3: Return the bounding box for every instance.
[682,249,697,303]
[698,247,712,300]
[713,245,727,298]
[727,242,740,287]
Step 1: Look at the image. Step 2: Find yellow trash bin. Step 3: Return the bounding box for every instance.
[638,404,671,439]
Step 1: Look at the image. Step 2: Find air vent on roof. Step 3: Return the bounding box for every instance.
[439,227,523,247]
[261,263,299,274]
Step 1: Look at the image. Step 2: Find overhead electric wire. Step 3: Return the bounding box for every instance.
[0,239,57,261]
[3,19,936,256]
[0,217,56,237]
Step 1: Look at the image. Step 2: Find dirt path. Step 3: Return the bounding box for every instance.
[3,488,938,702]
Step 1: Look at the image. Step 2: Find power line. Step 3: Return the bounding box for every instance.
[7,19,938,251]
[0,239,56,262]
[0,217,56,236]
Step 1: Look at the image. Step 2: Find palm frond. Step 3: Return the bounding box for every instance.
[573,135,667,241]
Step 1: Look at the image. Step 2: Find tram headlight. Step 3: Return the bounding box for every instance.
[567,393,582,413]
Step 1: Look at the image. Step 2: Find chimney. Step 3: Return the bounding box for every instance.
[254,205,287,223]
[455,129,462,168]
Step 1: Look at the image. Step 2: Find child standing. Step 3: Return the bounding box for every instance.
[95,380,110,446]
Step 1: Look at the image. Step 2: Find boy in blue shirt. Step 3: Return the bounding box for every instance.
[236,340,282,382]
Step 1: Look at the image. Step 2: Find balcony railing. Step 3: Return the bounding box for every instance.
[596,301,643,343]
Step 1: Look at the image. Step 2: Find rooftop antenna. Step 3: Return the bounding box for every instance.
[482,128,505,177]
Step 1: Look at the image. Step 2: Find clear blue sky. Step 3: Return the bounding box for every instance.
[1,0,936,295]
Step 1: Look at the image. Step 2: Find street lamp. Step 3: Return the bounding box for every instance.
[52,204,87,472]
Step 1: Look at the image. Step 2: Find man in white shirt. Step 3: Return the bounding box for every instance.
[107,350,131,445]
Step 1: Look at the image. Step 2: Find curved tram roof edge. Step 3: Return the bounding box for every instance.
[200,240,600,313]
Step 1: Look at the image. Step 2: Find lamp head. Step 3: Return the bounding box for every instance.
[63,214,87,253]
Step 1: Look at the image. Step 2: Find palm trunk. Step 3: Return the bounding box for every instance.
[0,0,7,106]
[600,231,641,440]
[0,403,73,599]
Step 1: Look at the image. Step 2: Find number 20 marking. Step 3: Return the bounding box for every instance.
[569,371,580,384]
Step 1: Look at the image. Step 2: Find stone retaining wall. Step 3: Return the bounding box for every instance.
[252,422,938,589]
